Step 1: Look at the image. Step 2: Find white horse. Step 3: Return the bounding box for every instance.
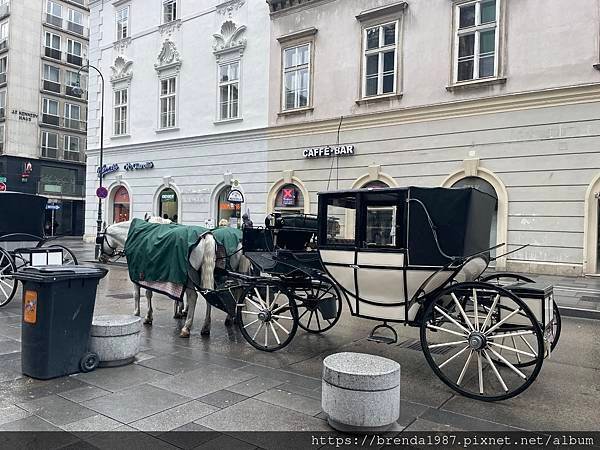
[99,218,250,337]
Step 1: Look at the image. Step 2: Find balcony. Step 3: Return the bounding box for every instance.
[38,180,85,198]
[66,53,83,66]
[43,79,61,93]
[66,21,87,37]
[63,117,86,131]
[44,13,89,38]
[44,46,61,60]
[0,2,9,20]
[63,150,84,162]
[45,13,62,27]
[42,113,60,126]
[40,146,85,163]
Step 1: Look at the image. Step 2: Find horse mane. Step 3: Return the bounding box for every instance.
[145,214,172,225]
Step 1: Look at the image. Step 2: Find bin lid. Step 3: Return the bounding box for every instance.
[13,265,108,283]
[503,281,553,297]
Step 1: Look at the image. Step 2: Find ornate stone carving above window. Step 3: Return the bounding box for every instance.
[158,19,182,36]
[213,20,247,59]
[113,37,131,53]
[216,0,245,18]
[110,56,133,84]
[155,39,182,74]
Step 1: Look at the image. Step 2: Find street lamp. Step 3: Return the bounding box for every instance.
[74,64,105,260]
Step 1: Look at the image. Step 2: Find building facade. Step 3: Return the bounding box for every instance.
[0,0,89,236]
[85,0,270,235]
[263,0,600,276]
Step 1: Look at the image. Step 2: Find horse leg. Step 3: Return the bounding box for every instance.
[180,288,198,338]
[173,298,183,319]
[201,303,212,335]
[133,285,141,317]
[144,290,153,325]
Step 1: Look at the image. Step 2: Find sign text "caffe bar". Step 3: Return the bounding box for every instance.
[303,145,355,159]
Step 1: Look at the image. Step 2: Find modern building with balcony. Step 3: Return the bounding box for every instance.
[0,0,89,236]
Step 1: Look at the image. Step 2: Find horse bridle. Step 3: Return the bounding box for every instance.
[96,231,124,262]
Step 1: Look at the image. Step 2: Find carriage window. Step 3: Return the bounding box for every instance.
[324,196,356,246]
[366,205,398,247]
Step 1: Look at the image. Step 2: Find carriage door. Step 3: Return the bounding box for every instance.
[355,191,407,320]
[319,194,358,305]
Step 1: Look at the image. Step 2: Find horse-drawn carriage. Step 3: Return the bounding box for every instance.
[0,192,78,306]
[203,186,560,401]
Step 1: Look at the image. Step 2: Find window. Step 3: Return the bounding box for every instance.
[323,196,356,246]
[0,20,8,50]
[67,8,85,35]
[43,64,61,93]
[454,0,500,83]
[218,61,239,120]
[65,71,83,97]
[159,188,178,222]
[46,1,62,27]
[274,183,305,215]
[64,103,82,130]
[41,131,59,158]
[0,56,6,84]
[112,186,130,223]
[363,22,398,97]
[67,39,83,66]
[45,32,61,60]
[116,6,129,40]
[162,0,177,24]
[217,187,241,226]
[282,44,310,111]
[0,124,4,153]
[63,135,80,161]
[114,88,128,135]
[42,98,59,125]
[0,90,5,118]
[159,77,176,129]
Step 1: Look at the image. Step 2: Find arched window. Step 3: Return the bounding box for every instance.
[362,180,389,189]
[217,186,241,227]
[453,177,498,261]
[274,183,304,215]
[158,188,178,222]
[112,186,130,223]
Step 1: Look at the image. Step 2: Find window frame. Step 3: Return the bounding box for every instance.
[452,0,502,84]
[64,134,80,152]
[217,60,241,121]
[0,55,6,84]
[46,1,62,20]
[162,0,177,24]
[41,130,59,156]
[158,76,177,129]
[116,6,129,41]
[67,8,83,26]
[113,87,128,136]
[43,98,59,116]
[361,20,399,99]
[43,64,60,83]
[45,31,61,51]
[281,42,312,112]
[67,39,83,57]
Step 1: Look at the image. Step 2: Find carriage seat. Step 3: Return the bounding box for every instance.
[454,255,489,283]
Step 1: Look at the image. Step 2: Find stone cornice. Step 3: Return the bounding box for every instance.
[276,27,318,44]
[356,2,408,22]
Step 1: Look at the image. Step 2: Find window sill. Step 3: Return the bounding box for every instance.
[446,77,507,92]
[594,64,600,71]
[278,107,314,117]
[111,134,131,139]
[214,117,243,125]
[355,93,403,105]
[155,127,180,134]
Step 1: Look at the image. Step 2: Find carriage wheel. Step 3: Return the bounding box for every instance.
[420,282,544,401]
[41,244,78,265]
[294,278,342,334]
[0,248,17,307]
[236,282,298,352]
[480,273,561,352]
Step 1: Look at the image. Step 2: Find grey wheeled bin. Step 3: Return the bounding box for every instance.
[13,266,108,379]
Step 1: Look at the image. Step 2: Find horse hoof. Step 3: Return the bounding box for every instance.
[143,318,153,325]
[224,318,233,327]
[180,329,190,338]
[200,329,210,336]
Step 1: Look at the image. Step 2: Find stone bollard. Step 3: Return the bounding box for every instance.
[322,352,400,432]
[89,315,142,368]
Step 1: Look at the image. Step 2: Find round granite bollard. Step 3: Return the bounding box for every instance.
[89,315,142,368]
[322,352,400,432]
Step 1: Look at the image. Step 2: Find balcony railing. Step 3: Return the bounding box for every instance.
[63,150,84,162]
[40,146,85,163]
[43,79,61,93]
[0,3,9,20]
[45,13,62,27]
[65,85,85,99]
[41,113,60,126]
[44,46,61,60]
[44,13,89,37]
[66,53,83,66]
[63,117,86,131]
[38,180,85,197]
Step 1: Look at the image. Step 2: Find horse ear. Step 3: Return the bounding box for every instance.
[144,213,149,221]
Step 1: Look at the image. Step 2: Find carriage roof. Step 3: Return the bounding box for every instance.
[0,192,48,241]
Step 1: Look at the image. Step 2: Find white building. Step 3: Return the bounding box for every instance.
[85,0,270,232]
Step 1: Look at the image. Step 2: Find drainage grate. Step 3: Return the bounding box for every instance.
[107,293,133,300]
[396,338,454,355]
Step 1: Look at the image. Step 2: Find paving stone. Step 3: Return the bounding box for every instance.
[0,376,90,405]
[198,390,248,409]
[421,407,523,431]
[255,388,323,416]
[0,326,21,341]
[58,385,112,403]
[81,384,191,424]
[0,338,21,356]
[134,352,155,363]
[195,398,329,432]
[237,364,321,390]
[0,355,23,383]
[71,363,170,392]
[403,418,464,432]
[0,404,31,426]
[0,414,63,431]
[193,434,257,450]
[60,414,122,432]
[150,364,255,399]
[172,348,248,369]
[156,422,220,449]
[136,354,206,375]
[17,395,97,426]
[83,425,180,450]
[226,376,284,397]
[129,400,219,432]
[276,382,322,400]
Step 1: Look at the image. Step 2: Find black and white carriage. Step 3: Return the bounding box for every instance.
[205,186,561,401]
[0,192,78,306]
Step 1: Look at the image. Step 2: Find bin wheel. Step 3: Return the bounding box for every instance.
[80,352,100,372]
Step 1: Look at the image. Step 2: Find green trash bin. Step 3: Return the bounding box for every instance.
[13,265,108,380]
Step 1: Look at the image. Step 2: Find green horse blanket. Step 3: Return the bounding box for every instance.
[125,218,242,289]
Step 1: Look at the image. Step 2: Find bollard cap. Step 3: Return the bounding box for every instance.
[323,352,400,391]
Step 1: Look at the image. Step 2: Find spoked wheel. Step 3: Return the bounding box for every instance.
[293,278,342,333]
[480,273,561,352]
[40,244,79,265]
[0,248,17,307]
[236,281,298,352]
[420,282,544,401]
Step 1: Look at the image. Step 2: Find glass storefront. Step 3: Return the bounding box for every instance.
[112,186,130,223]
[274,183,304,215]
[159,188,178,222]
[217,186,241,228]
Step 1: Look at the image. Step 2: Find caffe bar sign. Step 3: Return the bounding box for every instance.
[303,145,355,159]
[97,161,155,178]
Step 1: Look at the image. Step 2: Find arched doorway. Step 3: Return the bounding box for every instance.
[273,183,305,215]
[216,186,241,227]
[158,188,178,222]
[584,174,600,274]
[362,180,389,189]
[112,186,130,223]
[453,177,498,262]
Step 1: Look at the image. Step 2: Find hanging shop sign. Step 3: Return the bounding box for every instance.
[227,188,244,204]
[161,192,176,202]
[281,187,296,206]
[11,110,39,123]
[303,145,355,159]
[124,161,154,171]
[97,164,119,178]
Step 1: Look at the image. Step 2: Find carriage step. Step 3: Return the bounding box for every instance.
[367,322,398,345]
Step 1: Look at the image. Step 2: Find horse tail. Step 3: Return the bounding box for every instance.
[201,233,217,290]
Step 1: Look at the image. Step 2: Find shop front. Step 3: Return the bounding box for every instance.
[158,188,178,222]
[112,186,130,223]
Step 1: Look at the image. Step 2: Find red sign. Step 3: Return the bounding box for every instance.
[0,182,6,192]
[281,188,296,206]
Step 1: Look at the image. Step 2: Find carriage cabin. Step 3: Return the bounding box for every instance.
[317,186,496,323]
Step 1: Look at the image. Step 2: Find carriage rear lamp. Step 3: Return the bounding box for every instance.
[23,290,38,325]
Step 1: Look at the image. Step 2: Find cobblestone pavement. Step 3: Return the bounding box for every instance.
[0,238,598,446]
